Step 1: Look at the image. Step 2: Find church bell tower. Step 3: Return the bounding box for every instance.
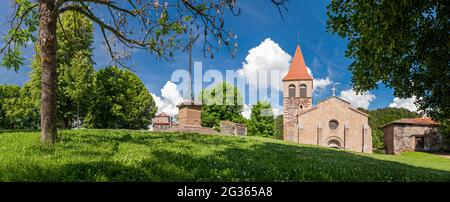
[282,44,313,141]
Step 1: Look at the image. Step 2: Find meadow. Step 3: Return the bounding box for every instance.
[0,129,449,182]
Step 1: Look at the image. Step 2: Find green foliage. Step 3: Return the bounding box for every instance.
[28,11,95,128]
[1,0,38,71]
[0,84,39,130]
[327,0,450,133]
[84,66,156,129]
[0,130,449,181]
[360,107,420,148]
[274,115,284,140]
[248,101,275,138]
[199,82,245,130]
[0,85,21,129]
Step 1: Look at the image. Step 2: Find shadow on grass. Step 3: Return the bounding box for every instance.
[0,129,39,134]
[2,130,450,182]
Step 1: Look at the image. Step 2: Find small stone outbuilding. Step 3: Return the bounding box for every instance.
[383,118,447,154]
[220,121,247,136]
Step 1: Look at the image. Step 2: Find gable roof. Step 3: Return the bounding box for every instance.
[317,96,351,105]
[297,96,369,117]
[283,45,313,81]
[384,118,439,128]
[155,112,170,117]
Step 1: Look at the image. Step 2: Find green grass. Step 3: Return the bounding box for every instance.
[0,129,449,182]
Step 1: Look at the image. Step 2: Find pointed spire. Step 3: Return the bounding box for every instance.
[283,44,313,81]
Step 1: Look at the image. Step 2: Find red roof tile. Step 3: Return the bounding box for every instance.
[387,118,439,126]
[283,45,313,81]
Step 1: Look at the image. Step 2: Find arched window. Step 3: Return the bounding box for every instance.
[288,85,296,97]
[299,84,307,98]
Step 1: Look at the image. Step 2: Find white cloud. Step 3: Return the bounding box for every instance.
[151,81,184,117]
[389,96,418,112]
[313,77,332,92]
[238,38,333,95]
[339,89,376,109]
[238,38,292,91]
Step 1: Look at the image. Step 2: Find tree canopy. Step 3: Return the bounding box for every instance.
[247,101,276,138]
[199,82,245,130]
[27,11,95,128]
[0,0,289,144]
[84,66,156,130]
[327,0,449,131]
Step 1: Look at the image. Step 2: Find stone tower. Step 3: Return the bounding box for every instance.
[283,44,313,141]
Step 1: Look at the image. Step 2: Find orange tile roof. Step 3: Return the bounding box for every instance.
[386,118,439,127]
[283,45,313,81]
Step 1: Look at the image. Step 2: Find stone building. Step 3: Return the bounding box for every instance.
[283,44,372,153]
[220,121,247,136]
[383,118,447,154]
[152,113,175,131]
[177,100,203,127]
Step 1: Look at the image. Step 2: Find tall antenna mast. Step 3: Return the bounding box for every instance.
[188,28,193,103]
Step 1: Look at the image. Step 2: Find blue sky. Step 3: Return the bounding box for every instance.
[0,0,408,113]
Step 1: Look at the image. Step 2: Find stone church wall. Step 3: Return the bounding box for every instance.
[288,97,373,153]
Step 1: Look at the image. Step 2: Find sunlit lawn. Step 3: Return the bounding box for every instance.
[0,129,449,182]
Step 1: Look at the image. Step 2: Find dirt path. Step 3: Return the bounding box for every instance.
[437,153,450,159]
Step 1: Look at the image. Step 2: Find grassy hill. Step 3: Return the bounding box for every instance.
[0,129,449,182]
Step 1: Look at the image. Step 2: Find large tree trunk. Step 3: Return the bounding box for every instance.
[39,1,58,144]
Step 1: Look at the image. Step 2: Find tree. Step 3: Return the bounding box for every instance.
[248,101,275,137]
[0,85,21,129]
[0,84,39,130]
[199,82,245,130]
[28,11,95,129]
[84,66,156,129]
[327,0,450,134]
[1,0,289,145]
[274,115,283,140]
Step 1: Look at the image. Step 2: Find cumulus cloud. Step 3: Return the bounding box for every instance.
[313,77,332,92]
[151,81,183,116]
[339,89,376,109]
[389,96,418,112]
[238,38,333,95]
[238,38,292,91]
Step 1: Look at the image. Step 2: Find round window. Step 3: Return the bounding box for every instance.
[329,120,339,130]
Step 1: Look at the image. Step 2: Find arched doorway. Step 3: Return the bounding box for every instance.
[326,139,342,149]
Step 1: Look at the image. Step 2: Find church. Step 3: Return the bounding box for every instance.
[282,44,373,154]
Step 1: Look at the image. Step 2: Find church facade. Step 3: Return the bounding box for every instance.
[282,44,372,153]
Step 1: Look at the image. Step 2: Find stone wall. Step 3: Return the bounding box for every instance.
[164,125,219,135]
[384,124,446,155]
[283,97,312,141]
[220,121,247,136]
[178,105,202,127]
[289,97,372,154]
